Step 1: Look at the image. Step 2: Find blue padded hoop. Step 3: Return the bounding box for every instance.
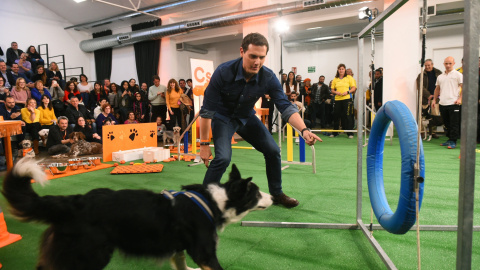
[367,100,425,235]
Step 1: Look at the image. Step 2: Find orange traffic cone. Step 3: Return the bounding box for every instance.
[0,208,22,248]
[231,134,238,144]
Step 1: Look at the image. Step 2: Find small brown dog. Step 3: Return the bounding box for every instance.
[163,126,181,146]
[52,132,103,158]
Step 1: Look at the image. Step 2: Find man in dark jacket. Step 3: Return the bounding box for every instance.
[65,96,93,126]
[47,116,73,155]
[373,69,383,111]
[309,75,330,128]
[6,42,23,67]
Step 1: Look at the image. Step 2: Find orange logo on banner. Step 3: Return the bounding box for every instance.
[193,82,209,96]
[102,123,157,162]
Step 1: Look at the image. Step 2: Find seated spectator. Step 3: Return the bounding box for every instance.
[156,116,166,142]
[6,42,23,67]
[289,92,312,128]
[31,65,48,86]
[74,116,101,143]
[77,74,92,106]
[26,45,44,70]
[89,82,103,110]
[93,98,108,119]
[15,53,33,79]
[96,103,117,137]
[0,96,25,154]
[46,116,73,155]
[133,92,147,123]
[47,62,65,89]
[108,82,120,112]
[7,63,34,88]
[0,61,11,89]
[50,79,64,101]
[38,94,57,129]
[63,81,82,104]
[124,111,138,124]
[21,98,42,154]
[31,80,52,105]
[65,96,93,127]
[10,77,32,108]
[0,76,9,104]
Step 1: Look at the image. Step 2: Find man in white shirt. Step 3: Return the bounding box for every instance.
[431,56,463,149]
[148,75,167,123]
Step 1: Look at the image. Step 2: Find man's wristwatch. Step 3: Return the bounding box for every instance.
[200,142,210,146]
[301,128,311,137]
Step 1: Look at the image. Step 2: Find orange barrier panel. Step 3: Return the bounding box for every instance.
[102,123,157,162]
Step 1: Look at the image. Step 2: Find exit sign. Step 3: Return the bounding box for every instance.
[308,66,316,73]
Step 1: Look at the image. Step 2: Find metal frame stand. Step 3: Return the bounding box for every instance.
[243,1,479,269]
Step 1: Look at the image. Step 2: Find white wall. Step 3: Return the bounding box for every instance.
[1,0,91,79]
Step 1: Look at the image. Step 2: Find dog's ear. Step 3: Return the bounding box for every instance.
[80,133,86,140]
[229,164,241,181]
[245,177,252,183]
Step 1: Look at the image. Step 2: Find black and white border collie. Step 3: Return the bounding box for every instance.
[2,158,272,270]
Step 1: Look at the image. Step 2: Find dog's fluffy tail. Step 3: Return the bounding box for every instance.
[2,158,70,223]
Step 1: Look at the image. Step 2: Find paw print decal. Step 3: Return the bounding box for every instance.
[150,130,156,138]
[107,131,115,141]
[129,129,139,141]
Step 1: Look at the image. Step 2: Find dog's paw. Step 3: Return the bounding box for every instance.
[129,129,138,141]
[107,131,115,141]
[150,130,156,138]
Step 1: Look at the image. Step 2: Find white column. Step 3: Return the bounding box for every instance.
[383,0,420,115]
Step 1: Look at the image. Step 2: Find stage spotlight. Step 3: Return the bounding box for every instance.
[358,7,372,20]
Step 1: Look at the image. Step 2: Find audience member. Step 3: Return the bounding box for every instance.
[50,80,64,101]
[31,80,52,105]
[309,75,330,128]
[124,111,139,124]
[0,96,25,143]
[63,81,82,104]
[0,61,11,89]
[432,56,463,149]
[133,92,147,123]
[7,63,34,88]
[21,98,42,154]
[32,65,48,86]
[89,82,103,110]
[6,42,23,67]
[46,116,73,155]
[148,75,167,123]
[128,78,139,93]
[184,78,194,124]
[108,82,120,112]
[103,78,111,94]
[93,98,108,119]
[283,71,298,98]
[15,53,33,79]
[289,92,311,128]
[156,116,166,142]
[281,73,287,84]
[330,63,356,138]
[372,69,383,111]
[38,94,57,129]
[96,103,117,137]
[0,77,9,103]
[261,91,274,134]
[10,78,32,108]
[77,74,93,106]
[65,96,93,126]
[137,82,148,101]
[74,116,101,143]
[166,78,184,130]
[119,80,134,122]
[47,62,65,89]
[26,45,44,70]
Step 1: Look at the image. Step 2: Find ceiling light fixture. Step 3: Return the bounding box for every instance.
[307,26,323,31]
[358,7,372,20]
[74,0,86,3]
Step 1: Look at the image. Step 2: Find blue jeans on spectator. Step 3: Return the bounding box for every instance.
[203,114,283,195]
[81,92,90,109]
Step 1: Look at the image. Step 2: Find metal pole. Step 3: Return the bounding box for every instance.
[456,0,479,269]
[356,37,364,222]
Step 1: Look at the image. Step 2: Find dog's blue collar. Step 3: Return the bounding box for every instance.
[161,190,214,225]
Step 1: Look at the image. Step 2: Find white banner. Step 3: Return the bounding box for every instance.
[190,58,214,114]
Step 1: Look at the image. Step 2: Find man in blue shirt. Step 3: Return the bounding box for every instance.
[199,33,321,208]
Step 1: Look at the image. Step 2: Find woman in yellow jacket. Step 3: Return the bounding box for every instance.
[165,78,184,131]
[38,94,58,146]
[330,63,357,138]
[21,98,42,154]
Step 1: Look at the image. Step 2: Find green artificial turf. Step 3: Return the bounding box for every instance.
[0,133,479,269]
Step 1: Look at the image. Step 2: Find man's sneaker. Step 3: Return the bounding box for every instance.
[440,140,451,146]
[448,141,457,149]
[348,135,354,139]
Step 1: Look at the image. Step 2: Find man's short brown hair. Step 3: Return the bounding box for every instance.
[241,33,269,53]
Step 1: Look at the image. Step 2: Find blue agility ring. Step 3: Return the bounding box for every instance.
[367,100,425,234]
